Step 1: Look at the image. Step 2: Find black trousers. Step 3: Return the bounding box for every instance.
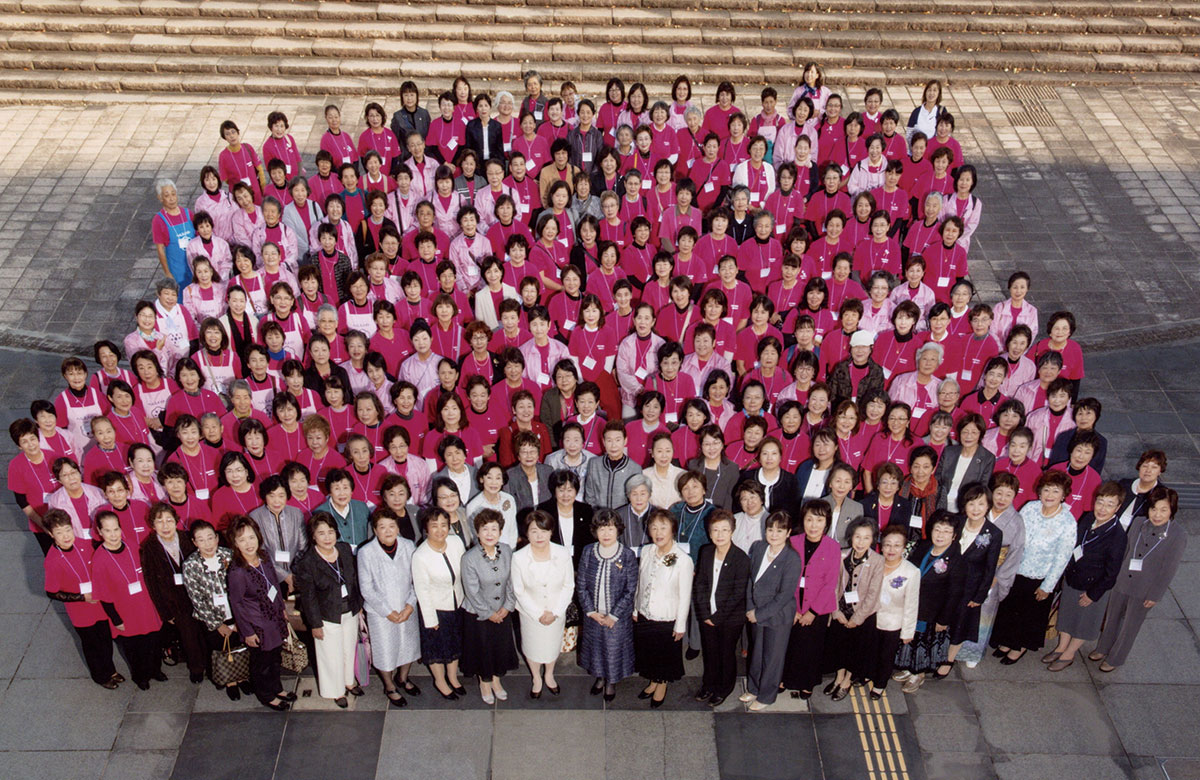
[781,617,829,693]
[116,632,162,686]
[160,612,209,676]
[869,628,902,691]
[76,621,117,684]
[699,619,743,698]
[248,645,283,705]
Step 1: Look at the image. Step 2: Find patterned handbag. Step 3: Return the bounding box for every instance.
[281,624,309,673]
[210,635,251,687]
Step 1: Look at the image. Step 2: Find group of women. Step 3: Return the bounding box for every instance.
[9,65,1186,711]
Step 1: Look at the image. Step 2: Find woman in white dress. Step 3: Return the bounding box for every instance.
[357,508,422,708]
[465,462,519,548]
[511,509,575,698]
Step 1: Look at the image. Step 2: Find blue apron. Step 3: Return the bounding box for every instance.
[158,207,195,289]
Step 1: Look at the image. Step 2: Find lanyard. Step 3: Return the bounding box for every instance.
[323,552,344,583]
[60,547,89,585]
[1132,526,1167,561]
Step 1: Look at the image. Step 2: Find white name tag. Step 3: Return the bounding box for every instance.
[503,142,512,153]
[537,373,550,385]
[275,549,291,564]
[704,182,714,193]
[461,116,468,125]
[641,179,651,190]
[960,370,972,383]
[266,585,278,601]
[128,581,143,595]
[668,153,678,165]
[665,412,678,424]
[677,541,690,555]
[1129,558,1143,572]
[195,488,210,500]
[285,164,292,175]
[821,271,832,279]
[799,576,806,589]
[177,237,189,249]
[79,581,93,595]
[79,528,92,540]
[240,177,251,186]
[937,276,949,287]
[582,152,592,163]
[583,356,597,370]
[909,514,923,528]
[844,590,859,604]
[447,138,458,150]
[883,367,892,380]
[342,155,352,164]
[562,320,576,331]
[173,573,184,586]
[776,224,786,235]
[635,367,648,380]
[534,110,543,121]
[213,592,228,607]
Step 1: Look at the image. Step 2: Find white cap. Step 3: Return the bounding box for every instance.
[850,331,875,348]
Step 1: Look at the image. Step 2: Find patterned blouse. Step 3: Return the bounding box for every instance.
[1016,501,1076,592]
[182,547,234,631]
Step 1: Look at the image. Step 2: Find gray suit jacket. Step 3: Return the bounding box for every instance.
[460,542,517,618]
[822,495,865,548]
[934,445,997,511]
[617,504,653,551]
[746,541,803,628]
[250,505,309,582]
[506,463,553,513]
[433,465,480,505]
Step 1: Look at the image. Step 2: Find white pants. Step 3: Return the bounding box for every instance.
[314,611,358,699]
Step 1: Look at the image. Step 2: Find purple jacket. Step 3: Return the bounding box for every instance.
[228,561,289,652]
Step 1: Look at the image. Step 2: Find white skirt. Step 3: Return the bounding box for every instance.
[518,611,565,665]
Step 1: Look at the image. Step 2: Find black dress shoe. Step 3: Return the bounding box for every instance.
[347,684,365,696]
[266,699,290,711]
[831,686,850,702]
[650,697,664,709]
[239,681,254,695]
[999,649,1027,666]
[685,647,700,661]
[136,680,150,691]
[869,689,883,701]
[823,680,839,696]
[694,688,712,702]
[225,686,241,701]
[100,679,119,690]
[387,692,408,708]
[452,684,467,696]
[604,687,616,703]
[545,683,560,695]
[402,680,422,696]
[529,686,542,700]
[190,672,205,684]
[438,688,459,701]
[637,687,654,700]
[590,678,605,696]
[992,648,1007,658]
[111,673,125,683]
[707,695,725,707]
[334,696,349,709]
[282,691,298,702]
[150,671,168,682]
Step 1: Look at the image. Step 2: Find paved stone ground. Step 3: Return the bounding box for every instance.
[2,85,1200,779]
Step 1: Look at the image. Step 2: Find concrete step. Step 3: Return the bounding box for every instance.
[2,31,1197,73]
[2,10,1199,42]
[6,0,1199,19]
[1,66,1196,101]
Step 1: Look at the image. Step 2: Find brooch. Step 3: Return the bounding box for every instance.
[933,558,948,574]
[889,576,907,588]
[663,553,678,567]
[974,532,991,548]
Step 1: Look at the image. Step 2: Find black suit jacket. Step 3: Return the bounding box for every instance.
[140,533,198,622]
[934,445,996,511]
[292,542,364,628]
[907,540,965,627]
[692,542,751,626]
[466,119,505,165]
[1115,478,1162,526]
[734,467,799,516]
[536,499,594,563]
[859,493,916,535]
[390,106,431,167]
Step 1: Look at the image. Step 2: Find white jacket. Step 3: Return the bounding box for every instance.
[411,535,466,628]
[874,559,920,640]
[634,542,695,633]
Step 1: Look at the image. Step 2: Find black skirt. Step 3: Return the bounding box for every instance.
[419,607,464,665]
[990,575,1055,652]
[633,619,684,682]
[461,612,520,679]
[781,617,829,692]
[822,613,876,677]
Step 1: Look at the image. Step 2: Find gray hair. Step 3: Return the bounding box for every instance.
[495,90,515,108]
[228,379,251,397]
[916,342,944,362]
[937,377,960,394]
[317,303,338,319]
[155,278,179,294]
[729,185,752,204]
[753,209,776,228]
[522,69,542,86]
[625,473,652,498]
[924,191,944,208]
[684,105,703,120]
[199,412,221,425]
[155,178,177,199]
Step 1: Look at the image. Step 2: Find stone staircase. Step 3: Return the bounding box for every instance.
[0,0,1198,96]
